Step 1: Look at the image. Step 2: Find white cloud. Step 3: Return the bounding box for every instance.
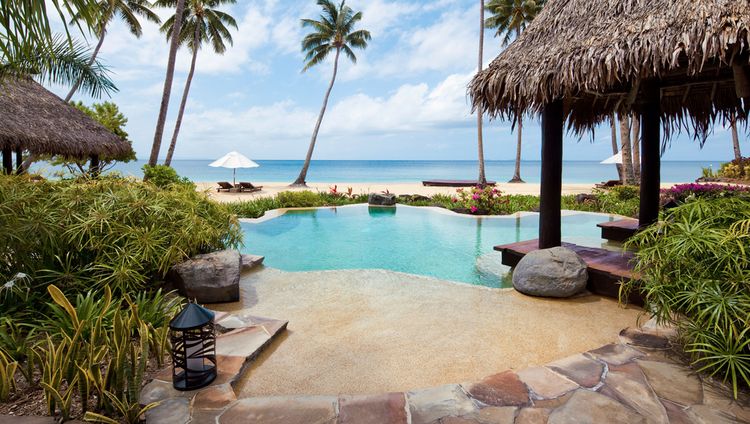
[174,71,476,150]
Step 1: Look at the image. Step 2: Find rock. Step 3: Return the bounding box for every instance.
[547,390,646,424]
[145,397,191,424]
[167,249,240,303]
[407,384,478,424]
[575,193,597,204]
[240,254,264,272]
[465,371,530,407]
[368,192,397,206]
[511,247,588,298]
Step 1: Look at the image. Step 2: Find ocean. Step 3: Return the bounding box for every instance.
[33,159,718,183]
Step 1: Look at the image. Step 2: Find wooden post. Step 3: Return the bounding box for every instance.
[15,148,23,175]
[89,154,100,178]
[2,148,12,175]
[639,80,661,228]
[539,99,564,248]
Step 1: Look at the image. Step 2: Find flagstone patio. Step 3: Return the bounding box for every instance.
[141,322,750,424]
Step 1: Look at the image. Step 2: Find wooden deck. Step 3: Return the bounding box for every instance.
[422,179,497,187]
[597,218,640,242]
[494,239,644,306]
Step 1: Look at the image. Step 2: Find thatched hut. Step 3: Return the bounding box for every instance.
[470,0,750,248]
[0,77,133,174]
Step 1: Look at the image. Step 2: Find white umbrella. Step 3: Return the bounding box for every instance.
[209,151,259,186]
[600,151,623,164]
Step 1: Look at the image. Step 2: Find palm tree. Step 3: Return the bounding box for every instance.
[631,112,640,181]
[291,0,370,186]
[148,0,187,167]
[485,0,544,183]
[158,0,237,166]
[618,113,635,185]
[609,113,623,181]
[476,0,487,186]
[65,0,160,101]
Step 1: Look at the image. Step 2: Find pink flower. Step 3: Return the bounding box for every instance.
[470,206,478,213]
[472,194,480,200]
[452,197,458,203]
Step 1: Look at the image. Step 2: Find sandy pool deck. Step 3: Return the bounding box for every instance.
[210,267,643,397]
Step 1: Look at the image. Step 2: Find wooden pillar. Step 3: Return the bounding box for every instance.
[89,154,100,177]
[15,148,23,175]
[539,99,564,248]
[2,148,12,175]
[639,80,661,227]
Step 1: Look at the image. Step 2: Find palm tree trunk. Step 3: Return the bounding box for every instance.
[631,113,641,182]
[731,116,744,177]
[149,0,188,167]
[509,116,524,182]
[64,19,109,102]
[618,113,634,185]
[731,116,742,161]
[476,0,486,185]
[610,114,623,182]
[164,24,200,167]
[292,47,341,186]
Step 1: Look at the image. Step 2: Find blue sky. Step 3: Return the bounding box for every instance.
[55,0,741,162]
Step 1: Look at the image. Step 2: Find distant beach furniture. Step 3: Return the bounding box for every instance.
[216,181,235,192]
[209,151,259,186]
[422,179,497,187]
[238,182,262,192]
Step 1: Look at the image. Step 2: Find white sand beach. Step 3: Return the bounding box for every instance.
[197,181,682,203]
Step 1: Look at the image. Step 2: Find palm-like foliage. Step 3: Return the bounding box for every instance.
[64,0,160,101]
[485,0,544,45]
[0,0,116,97]
[485,0,544,184]
[157,0,238,166]
[292,0,370,186]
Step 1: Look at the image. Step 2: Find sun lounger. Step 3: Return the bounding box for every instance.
[239,182,263,192]
[217,181,235,192]
[595,179,622,189]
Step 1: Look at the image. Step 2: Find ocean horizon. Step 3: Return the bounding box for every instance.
[32,159,718,184]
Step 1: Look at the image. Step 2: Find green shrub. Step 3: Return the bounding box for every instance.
[623,197,750,398]
[718,158,750,181]
[142,164,193,188]
[0,176,241,307]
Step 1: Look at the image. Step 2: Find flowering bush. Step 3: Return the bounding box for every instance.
[718,158,750,181]
[661,183,750,205]
[451,186,510,214]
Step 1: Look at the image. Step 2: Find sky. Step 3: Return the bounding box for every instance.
[54,0,741,162]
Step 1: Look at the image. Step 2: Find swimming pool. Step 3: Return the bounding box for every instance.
[240,205,618,288]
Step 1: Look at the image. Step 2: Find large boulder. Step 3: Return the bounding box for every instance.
[512,247,588,298]
[168,249,240,303]
[240,254,264,272]
[368,192,396,206]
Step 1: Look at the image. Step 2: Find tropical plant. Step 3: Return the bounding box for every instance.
[158,0,238,166]
[622,197,750,398]
[0,348,17,402]
[451,186,510,214]
[0,1,115,97]
[142,164,194,187]
[485,0,545,183]
[65,0,161,101]
[0,176,241,305]
[618,113,635,184]
[719,157,750,181]
[660,183,750,205]
[149,0,188,166]
[291,0,371,186]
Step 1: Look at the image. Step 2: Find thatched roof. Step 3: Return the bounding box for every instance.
[0,78,132,158]
[469,0,750,138]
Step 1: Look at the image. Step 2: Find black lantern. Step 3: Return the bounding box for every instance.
[169,302,217,390]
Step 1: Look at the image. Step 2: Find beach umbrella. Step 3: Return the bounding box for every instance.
[209,151,259,186]
[600,151,623,164]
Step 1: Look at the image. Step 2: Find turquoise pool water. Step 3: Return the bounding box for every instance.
[240,205,617,288]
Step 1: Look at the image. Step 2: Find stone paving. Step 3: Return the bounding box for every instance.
[141,320,750,424]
